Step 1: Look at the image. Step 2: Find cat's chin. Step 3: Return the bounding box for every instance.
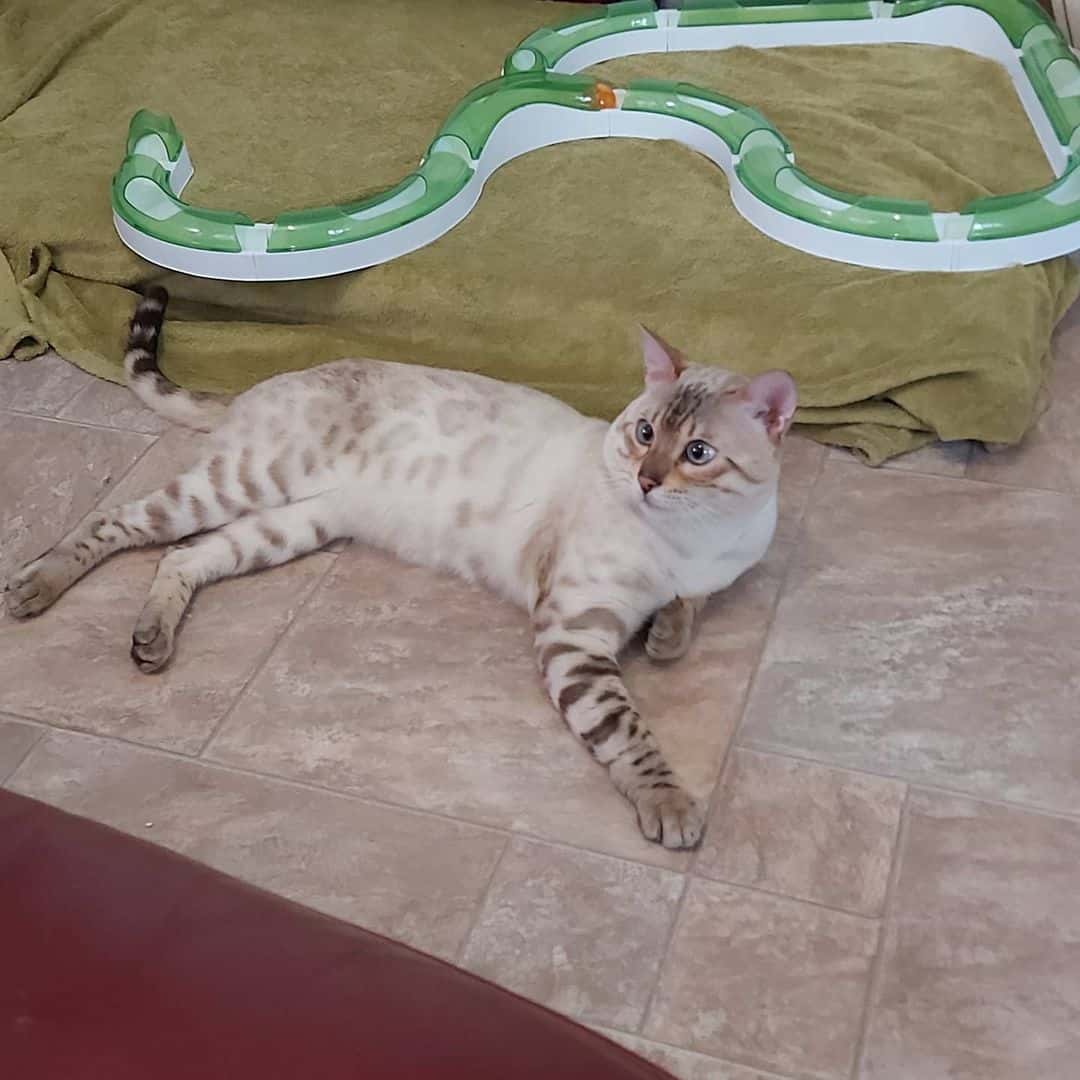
[637,491,680,514]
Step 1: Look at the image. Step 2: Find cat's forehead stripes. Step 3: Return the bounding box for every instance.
[659,381,708,431]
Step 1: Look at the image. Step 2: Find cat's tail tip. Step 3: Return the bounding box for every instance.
[124,285,229,432]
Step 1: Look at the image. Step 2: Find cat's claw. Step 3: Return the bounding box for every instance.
[130,612,175,673]
[634,786,705,850]
[4,557,61,618]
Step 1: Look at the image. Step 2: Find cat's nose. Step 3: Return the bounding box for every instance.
[638,471,661,495]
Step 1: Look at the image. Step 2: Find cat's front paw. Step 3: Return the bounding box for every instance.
[130,608,175,673]
[645,597,697,662]
[645,618,694,662]
[4,555,64,618]
[633,785,705,850]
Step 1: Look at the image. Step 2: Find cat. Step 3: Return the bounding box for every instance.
[4,287,796,849]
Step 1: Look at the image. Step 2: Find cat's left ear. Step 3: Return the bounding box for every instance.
[639,325,687,385]
[744,370,797,443]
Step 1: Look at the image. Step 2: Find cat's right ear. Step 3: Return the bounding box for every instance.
[639,326,687,386]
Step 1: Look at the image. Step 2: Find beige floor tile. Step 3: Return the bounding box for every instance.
[58,377,168,435]
[0,715,40,781]
[741,462,1080,815]
[830,442,972,479]
[772,435,828,550]
[861,791,1080,1080]
[7,729,505,960]
[0,351,94,415]
[0,412,152,582]
[885,441,972,478]
[0,548,333,753]
[598,1028,785,1080]
[966,299,1080,494]
[461,837,683,1029]
[696,749,904,917]
[646,879,878,1080]
[204,439,823,866]
[97,426,212,507]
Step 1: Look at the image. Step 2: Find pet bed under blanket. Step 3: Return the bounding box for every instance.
[1,0,1076,464]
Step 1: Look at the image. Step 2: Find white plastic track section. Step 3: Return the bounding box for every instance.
[946,218,1080,267]
[556,8,1067,175]
[236,223,271,253]
[556,17,604,36]
[549,27,671,72]
[731,177,1080,270]
[124,177,182,220]
[684,95,735,118]
[114,212,261,279]
[168,145,194,197]
[348,176,428,222]
[114,105,611,281]
[607,109,732,171]
[474,102,610,183]
[131,133,172,166]
[607,111,1080,271]
[114,7,1080,278]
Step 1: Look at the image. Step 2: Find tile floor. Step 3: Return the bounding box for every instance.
[3,312,1080,1079]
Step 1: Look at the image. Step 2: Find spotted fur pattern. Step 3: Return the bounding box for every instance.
[4,297,796,849]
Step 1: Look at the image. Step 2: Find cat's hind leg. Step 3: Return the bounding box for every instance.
[4,453,259,619]
[131,491,345,672]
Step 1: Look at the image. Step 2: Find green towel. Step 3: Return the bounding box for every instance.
[1,0,1075,463]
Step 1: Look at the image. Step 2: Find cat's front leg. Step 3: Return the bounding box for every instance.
[645,595,707,662]
[534,606,705,849]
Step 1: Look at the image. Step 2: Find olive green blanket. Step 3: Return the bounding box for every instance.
[2,0,1076,463]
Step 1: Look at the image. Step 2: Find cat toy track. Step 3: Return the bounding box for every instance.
[112,0,1080,280]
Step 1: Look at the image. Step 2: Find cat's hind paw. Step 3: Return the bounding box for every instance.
[130,608,176,673]
[4,555,64,618]
[633,785,705,850]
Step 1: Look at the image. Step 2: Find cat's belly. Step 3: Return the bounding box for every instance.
[332,411,594,609]
[342,481,548,608]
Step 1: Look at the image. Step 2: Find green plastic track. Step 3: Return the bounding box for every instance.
[111,0,1080,275]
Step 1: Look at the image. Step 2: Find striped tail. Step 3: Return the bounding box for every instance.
[124,286,228,431]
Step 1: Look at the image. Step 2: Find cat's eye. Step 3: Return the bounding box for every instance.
[684,440,717,465]
[635,419,655,446]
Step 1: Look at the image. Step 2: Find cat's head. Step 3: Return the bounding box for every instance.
[603,327,797,514]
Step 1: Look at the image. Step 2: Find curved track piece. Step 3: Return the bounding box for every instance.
[112,0,1080,279]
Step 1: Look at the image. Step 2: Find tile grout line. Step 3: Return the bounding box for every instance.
[739,737,1080,826]
[86,430,163,514]
[689,868,880,923]
[0,405,162,438]
[453,833,513,967]
[632,450,831,1037]
[684,437,830,878]
[13,699,1071,875]
[1,711,696,875]
[828,451,1080,501]
[596,1022,798,1080]
[0,727,45,787]
[55,370,99,415]
[633,872,691,1036]
[0,357,104,422]
[848,786,912,1080]
[193,549,344,758]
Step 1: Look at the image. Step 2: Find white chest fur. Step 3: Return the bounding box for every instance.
[653,493,778,600]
